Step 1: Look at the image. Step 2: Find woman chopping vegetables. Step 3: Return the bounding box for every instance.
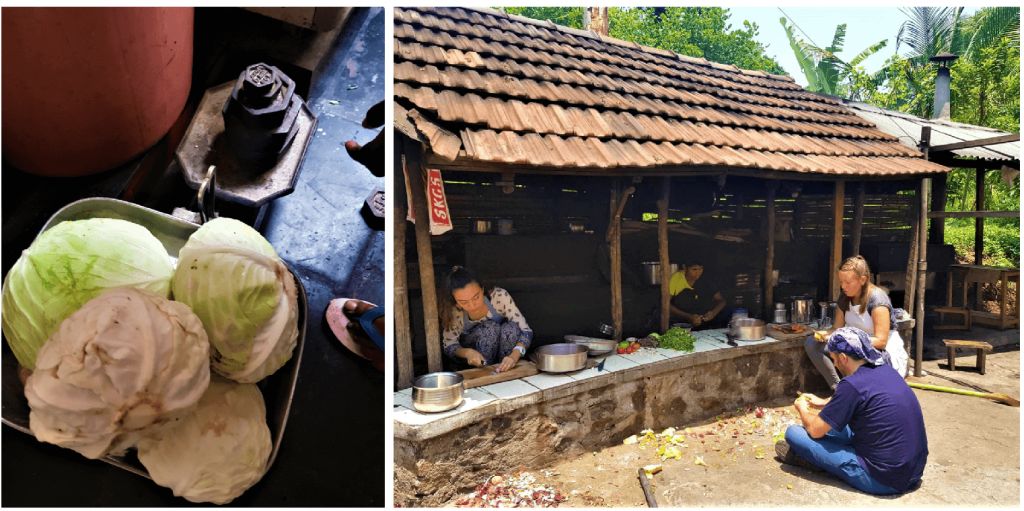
[806,256,909,390]
[440,267,533,372]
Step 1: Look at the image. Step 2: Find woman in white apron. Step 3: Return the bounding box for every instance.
[806,256,909,389]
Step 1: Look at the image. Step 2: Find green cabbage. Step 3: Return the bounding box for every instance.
[25,287,210,459]
[2,218,174,369]
[137,376,271,504]
[172,218,298,383]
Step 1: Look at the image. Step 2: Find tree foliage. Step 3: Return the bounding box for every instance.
[780,18,887,96]
[499,6,788,75]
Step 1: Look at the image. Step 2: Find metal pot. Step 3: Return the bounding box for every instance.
[641,262,679,286]
[412,372,465,413]
[730,318,767,341]
[531,343,588,372]
[472,220,492,234]
[772,308,788,324]
[790,297,815,324]
[564,335,616,356]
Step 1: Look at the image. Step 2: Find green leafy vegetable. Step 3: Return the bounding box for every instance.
[2,218,174,369]
[656,327,696,352]
[172,218,298,383]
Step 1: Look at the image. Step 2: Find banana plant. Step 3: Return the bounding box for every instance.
[780,18,887,96]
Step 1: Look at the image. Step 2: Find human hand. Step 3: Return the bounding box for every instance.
[496,354,518,372]
[702,311,715,322]
[691,316,703,327]
[799,393,828,408]
[464,349,486,367]
[793,395,810,414]
[814,330,829,343]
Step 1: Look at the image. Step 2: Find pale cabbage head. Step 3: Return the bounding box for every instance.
[138,376,272,505]
[2,218,175,370]
[24,287,210,459]
[172,217,298,383]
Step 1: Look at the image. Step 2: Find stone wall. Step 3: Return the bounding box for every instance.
[394,339,827,507]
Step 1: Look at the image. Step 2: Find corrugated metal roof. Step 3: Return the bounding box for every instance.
[845,101,1020,162]
[395,7,950,177]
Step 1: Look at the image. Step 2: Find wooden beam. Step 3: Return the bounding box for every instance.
[927,210,1020,218]
[394,132,414,390]
[914,177,930,377]
[403,137,443,374]
[829,180,845,301]
[658,177,671,333]
[929,133,1020,153]
[764,182,776,319]
[610,181,623,342]
[851,182,865,256]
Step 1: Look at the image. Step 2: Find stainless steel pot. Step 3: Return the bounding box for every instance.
[790,297,815,324]
[472,220,492,234]
[531,343,588,372]
[412,372,465,413]
[564,335,617,356]
[641,262,679,286]
[729,318,767,341]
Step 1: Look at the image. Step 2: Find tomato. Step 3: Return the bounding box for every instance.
[626,346,636,354]
[617,347,626,354]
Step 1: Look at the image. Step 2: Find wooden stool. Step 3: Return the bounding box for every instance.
[934,306,971,330]
[942,339,993,374]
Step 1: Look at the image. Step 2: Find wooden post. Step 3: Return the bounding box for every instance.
[929,174,948,244]
[851,182,865,256]
[829,180,846,301]
[974,169,985,307]
[403,137,443,374]
[914,177,930,377]
[658,177,671,333]
[610,181,623,342]
[764,182,777,318]
[903,192,920,311]
[394,135,414,390]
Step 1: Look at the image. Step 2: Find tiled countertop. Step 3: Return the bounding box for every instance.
[395,329,807,441]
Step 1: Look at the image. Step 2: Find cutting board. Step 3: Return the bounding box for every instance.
[458,360,538,389]
[766,324,814,341]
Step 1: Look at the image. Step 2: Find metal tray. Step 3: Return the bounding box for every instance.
[0,198,306,479]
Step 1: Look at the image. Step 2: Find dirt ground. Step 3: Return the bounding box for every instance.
[439,332,1020,507]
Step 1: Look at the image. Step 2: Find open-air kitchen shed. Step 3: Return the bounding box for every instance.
[392,6,953,389]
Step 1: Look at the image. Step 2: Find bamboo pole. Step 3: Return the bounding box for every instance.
[765,182,777,319]
[851,182,865,256]
[610,181,623,342]
[658,177,671,333]
[394,135,414,390]
[829,181,846,301]
[975,169,985,307]
[403,137,443,373]
[914,178,930,377]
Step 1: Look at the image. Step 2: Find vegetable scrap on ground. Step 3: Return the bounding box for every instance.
[478,404,807,508]
[455,469,567,508]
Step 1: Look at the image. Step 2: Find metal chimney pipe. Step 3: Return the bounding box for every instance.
[929,52,959,120]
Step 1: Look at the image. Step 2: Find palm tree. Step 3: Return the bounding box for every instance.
[897,6,1020,62]
[780,18,887,96]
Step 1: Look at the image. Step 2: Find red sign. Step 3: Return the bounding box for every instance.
[403,160,452,235]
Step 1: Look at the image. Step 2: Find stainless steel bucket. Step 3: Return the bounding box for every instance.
[790,298,815,324]
[641,262,679,286]
[412,372,465,413]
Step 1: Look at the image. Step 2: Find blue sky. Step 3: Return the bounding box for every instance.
[724,6,982,86]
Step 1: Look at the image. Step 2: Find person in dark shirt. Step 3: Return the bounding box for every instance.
[669,262,728,329]
[777,327,928,495]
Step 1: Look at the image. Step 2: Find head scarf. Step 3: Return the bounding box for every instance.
[825,327,891,366]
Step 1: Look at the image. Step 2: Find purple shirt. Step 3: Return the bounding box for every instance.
[819,364,928,492]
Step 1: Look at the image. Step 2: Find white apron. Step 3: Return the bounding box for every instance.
[846,304,908,377]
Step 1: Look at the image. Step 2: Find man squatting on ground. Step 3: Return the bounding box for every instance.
[778,327,929,495]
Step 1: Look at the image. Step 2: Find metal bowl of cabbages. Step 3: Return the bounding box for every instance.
[1,198,306,488]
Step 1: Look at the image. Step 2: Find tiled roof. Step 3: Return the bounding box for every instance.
[394,7,950,177]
